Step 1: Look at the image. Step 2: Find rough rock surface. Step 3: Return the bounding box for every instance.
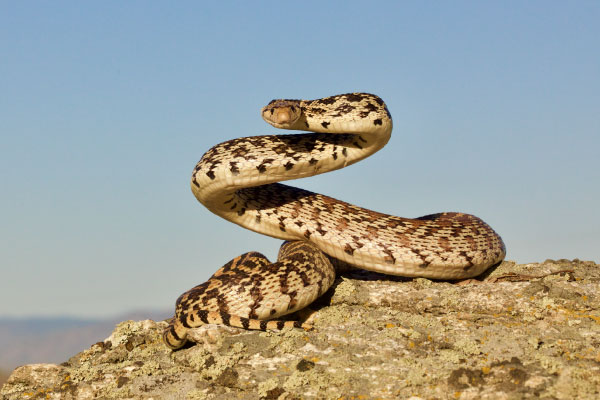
[2,259,599,399]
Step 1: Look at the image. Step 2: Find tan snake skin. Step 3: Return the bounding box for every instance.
[164,93,506,349]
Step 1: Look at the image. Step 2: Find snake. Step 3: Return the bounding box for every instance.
[163,93,506,349]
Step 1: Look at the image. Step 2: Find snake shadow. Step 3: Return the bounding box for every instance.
[308,260,504,312]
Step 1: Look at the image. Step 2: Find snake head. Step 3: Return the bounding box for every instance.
[261,99,304,130]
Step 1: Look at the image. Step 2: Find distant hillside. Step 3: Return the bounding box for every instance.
[0,368,9,387]
[0,310,171,374]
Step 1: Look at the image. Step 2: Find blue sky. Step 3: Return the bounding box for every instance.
[1,1,598,318]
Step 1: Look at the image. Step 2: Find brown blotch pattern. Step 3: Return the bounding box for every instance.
[166,92,506,350]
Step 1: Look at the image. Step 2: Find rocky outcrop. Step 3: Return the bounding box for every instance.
[2,259,599,399]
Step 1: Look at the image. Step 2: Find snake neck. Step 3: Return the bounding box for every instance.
[261,93,393,135]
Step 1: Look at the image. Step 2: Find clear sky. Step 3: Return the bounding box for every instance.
[1,2,598,318]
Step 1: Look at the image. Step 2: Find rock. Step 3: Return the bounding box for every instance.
[2,259,599,399]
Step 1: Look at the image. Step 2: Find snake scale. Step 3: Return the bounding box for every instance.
[163,93,506,349]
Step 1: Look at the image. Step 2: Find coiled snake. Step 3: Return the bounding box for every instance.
[163,93,506,349]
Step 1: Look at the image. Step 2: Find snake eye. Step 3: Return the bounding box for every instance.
[290,106,296,112]
[270,109,274,114]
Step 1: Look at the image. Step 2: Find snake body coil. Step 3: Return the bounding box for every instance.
[164,93,505,349]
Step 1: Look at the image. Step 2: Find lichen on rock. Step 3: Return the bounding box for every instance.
[1,259,599,399]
